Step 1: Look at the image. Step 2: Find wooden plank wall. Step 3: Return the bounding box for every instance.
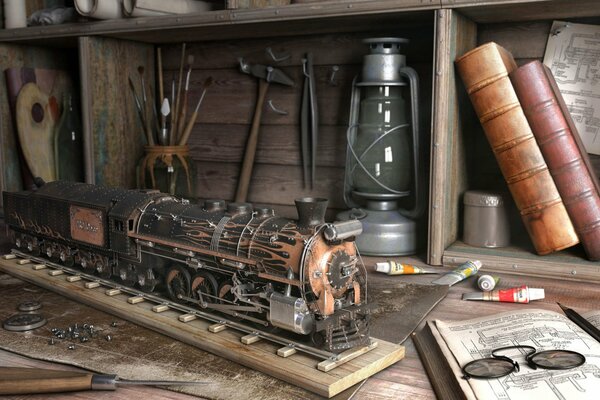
[79,37,154,189]
[161,26,434,218]
[0,43,77,205]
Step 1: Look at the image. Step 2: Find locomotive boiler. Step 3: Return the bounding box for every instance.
[3,181,371,351]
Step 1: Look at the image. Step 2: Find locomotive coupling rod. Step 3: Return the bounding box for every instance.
[0,367,209,395]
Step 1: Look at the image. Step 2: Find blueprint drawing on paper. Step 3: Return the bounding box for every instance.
[436,309,600,400]
[543,21,600,155]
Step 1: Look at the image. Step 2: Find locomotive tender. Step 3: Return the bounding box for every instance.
[3,181,371,351]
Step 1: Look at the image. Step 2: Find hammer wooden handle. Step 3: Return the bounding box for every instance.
[235,78,269,203]
[0,367,94,395]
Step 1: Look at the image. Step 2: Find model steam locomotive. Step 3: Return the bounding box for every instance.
[3,180,371,351]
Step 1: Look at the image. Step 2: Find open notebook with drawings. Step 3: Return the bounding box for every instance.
[414,308,600,400]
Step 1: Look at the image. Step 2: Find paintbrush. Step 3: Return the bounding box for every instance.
[178,77,213,146]
[137,66,154,145]
[159,98,170,146]
[177,54,194,144]
[171,43,187,145]
[157,47,165,129]
[128,77,154,145]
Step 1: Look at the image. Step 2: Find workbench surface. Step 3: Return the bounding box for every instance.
[1,256,599,400]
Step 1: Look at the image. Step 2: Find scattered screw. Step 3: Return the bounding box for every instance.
[105,334,112,342]
[68,344,75,350]
[80,336,89,343]
[48,338,55,345]
[111,321,118,327]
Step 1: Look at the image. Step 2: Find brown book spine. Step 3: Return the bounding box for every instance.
[511,61,600,260]
[455,43,579,255]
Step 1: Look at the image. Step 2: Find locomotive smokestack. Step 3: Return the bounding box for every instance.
[295,197,328,229]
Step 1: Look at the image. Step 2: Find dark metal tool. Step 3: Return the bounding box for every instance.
[235,58,294,202]
[0,367,209,395]
[301,53,319,189]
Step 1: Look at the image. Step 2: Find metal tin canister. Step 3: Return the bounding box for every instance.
[463,191,510,248]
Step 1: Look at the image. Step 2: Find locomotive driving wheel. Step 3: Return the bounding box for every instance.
[190,271,218,306]
[218,280,235,304]
[166,265,191,302]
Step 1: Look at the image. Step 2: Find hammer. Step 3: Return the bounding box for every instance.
[235,59,294,203]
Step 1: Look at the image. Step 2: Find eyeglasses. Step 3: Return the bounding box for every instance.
[461,345,585,380]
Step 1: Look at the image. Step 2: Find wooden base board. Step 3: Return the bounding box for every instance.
[0,256,404,398]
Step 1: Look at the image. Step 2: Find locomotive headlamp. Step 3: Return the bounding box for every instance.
[338,38,424,256]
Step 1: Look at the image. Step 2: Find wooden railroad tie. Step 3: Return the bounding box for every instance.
[32,264,46,270]
[3,254,16,260]
[241,333,261,345]
[277,346,297,358]
[208,323,227,333]
[317,341,379,372]
[105,288,122,296]
[17,259,31,265]
[84,281,101,289]
[48,269,64,276]
[66,275,82,282]
[152,304,170,313]
[179,313,197,322]
[127,295,145,304]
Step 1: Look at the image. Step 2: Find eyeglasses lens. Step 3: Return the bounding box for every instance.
[529,350,586,370]
[463,358,516,379]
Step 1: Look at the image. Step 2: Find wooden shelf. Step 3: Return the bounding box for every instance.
[0,1,437,45]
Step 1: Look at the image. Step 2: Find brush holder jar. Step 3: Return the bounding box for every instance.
[137,145,195,199]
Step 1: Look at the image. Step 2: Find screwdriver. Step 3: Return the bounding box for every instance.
[0,367,209,395]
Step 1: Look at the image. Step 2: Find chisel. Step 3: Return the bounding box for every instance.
[0,367,208,395]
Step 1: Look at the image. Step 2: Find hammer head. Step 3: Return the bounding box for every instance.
[239,58,294,86]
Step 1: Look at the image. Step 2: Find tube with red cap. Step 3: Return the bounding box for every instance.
[462,285,545,303]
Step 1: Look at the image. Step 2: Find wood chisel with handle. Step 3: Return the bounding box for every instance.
[0,367,208,395]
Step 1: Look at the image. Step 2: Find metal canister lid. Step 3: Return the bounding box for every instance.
[463,191,504,207]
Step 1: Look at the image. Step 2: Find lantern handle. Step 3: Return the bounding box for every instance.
[398,66,424,219]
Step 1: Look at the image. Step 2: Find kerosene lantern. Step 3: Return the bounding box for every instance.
[338,38,423,256]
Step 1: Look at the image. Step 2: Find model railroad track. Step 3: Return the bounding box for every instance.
[7,249,375,367]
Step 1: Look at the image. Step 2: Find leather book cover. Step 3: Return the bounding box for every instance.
[511,60,600,260]
[455,42,579,255]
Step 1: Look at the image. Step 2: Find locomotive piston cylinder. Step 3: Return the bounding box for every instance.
[323,220,363,242]
[269,292,314,334]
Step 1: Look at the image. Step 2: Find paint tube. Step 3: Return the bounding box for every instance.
[477,274,499,291]
[431,260,482,286]
[375,261,439,275]
[462,285,545,303]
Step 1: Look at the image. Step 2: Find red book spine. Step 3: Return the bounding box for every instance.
[511,61,600,260]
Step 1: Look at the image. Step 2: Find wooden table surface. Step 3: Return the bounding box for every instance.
[1,254,599,400]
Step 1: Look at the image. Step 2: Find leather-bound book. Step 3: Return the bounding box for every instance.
[511,61,600,260]
[455,43,579,255]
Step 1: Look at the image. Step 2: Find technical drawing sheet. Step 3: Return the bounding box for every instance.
[435,309,600,400]
[543,21,600,155]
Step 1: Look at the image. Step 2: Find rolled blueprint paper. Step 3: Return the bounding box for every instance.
[4,0,27,28]
[122,0,212,17]
[75,0,123,20]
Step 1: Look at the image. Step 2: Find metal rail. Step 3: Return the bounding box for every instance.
[11,250,338,361]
